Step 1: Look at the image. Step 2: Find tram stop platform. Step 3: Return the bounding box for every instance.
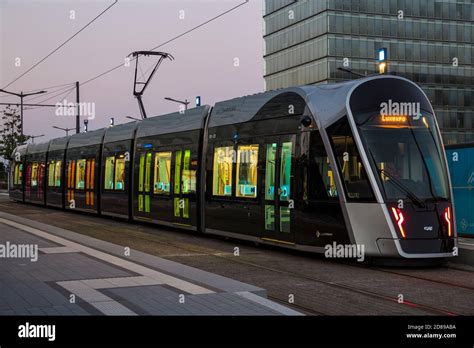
[452,237,474,268]
[0,210,301,316]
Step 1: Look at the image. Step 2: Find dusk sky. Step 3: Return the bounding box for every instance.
[0,0,264,140]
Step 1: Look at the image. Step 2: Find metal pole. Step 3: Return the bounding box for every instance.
[76,81,80,134]
[20,92,24,136]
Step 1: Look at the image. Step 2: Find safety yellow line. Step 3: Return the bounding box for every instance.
[261,237,295,246]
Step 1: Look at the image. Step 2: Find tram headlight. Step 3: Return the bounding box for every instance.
[391,207,406,239]
[444,206,452,237]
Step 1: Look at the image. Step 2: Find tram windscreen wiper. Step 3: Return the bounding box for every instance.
[367,149,426,208]
[377,168,426,208]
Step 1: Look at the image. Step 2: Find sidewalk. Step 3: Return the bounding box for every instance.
[454,237,474,267]
[0,211,301,316]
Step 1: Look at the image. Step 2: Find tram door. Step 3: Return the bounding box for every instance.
[172,149,195,226]
[137,152,153,215]
[262,135,296,244]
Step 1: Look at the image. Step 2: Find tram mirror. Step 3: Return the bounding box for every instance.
[300,116,312,127]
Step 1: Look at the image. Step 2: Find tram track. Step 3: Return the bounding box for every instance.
[211,255,460,316]
[372,267,474,291]
[337,260,474,292]
[102,230,462,316]
[266,295,327,316]
[1,199,469,316]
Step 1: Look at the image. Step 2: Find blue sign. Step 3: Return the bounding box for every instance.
[446,145,474,236]
[378,48,387,62]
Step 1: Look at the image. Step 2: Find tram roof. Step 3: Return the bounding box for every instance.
[209,75,413,129]
[104,121,138,143]
[68,128,106,149]
[48,136,70,152]
[136,105,210,139]
[11,75,416,158]
[27,141,50,154]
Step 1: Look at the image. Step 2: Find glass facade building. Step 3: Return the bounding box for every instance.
[263,0,474,144]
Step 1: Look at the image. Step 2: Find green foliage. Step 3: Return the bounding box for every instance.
[0,106,29,161]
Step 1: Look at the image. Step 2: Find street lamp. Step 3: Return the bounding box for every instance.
[29,134,45,144]
[52,126,74,136]
[126,116,142,121]
[110,117,115,127]
[83,119,89,133]
[164,97,190,111]
[0,89,47,136]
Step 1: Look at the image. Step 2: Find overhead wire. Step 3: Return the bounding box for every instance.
[80,0,249,87]
[2,0,250,108]
[30,86,76,106]
[25,84,75,102]
[1,0,118,89]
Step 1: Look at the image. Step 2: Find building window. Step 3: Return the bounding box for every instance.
[104,156,115,190]
[76,159,86,190]
[154,152,171,195]
[213,146,234,196]
[31,163,39,187]
[236,145,259,198]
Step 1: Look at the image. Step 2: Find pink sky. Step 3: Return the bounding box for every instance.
[0,0,264,140]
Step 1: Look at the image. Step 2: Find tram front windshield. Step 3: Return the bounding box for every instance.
[355,111,450,202]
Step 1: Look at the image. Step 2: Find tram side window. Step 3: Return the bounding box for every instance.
[13,165,19,185]
[181,150,197,194]
[104,155,126,191]
[115,156,125,191]
[213,146,234,197]
[31,163,39,187]
[76,159,86,190]
[236,145,259,198]
[309,132,338,199]
[48,162,55,187]
[14,163,23,185]
[54,161,62,187]
[154,152,171,194]
[104,156,115,190]
[327,117,375,201]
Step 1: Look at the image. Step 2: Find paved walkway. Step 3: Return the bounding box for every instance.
[0,211,301,316]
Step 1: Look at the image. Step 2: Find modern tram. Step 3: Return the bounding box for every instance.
[9,75,457,260]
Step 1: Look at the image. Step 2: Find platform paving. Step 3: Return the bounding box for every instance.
[452,237,474,267]
[0,211,301,316]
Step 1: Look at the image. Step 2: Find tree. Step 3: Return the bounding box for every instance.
[0,105,29,162]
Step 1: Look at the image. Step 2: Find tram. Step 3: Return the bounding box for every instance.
[9,75,457,260]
